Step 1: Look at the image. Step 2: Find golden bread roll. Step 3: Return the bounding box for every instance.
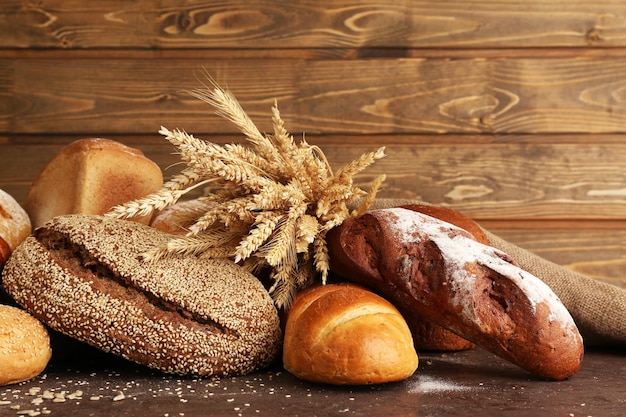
[24,138,163,228]
[0,189,31,270]
[0,304,51,386]
[2,214,281,377]
[283,283,418,385]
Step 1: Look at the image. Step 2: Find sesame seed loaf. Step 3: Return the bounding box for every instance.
[1,214,282,377]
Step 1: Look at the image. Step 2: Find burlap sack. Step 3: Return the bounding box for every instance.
[369,199,626,347]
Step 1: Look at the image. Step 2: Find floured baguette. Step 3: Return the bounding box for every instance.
[327,207,584,380]
[398,204,480,351]
[2,214,281,377]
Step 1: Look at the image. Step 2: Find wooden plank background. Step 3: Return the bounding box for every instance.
[1,0,625,285]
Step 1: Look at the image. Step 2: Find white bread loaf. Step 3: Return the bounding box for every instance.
[24,138,163,228]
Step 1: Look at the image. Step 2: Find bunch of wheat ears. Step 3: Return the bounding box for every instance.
[108,80,386,308]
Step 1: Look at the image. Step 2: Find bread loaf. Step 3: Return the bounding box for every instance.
[400,204,488,244]
[327,207,583,380]
[397,204,484,351]
[0,304,51,386]
[283,283,418,385]
[0,189,31,270]
[2,214,281,377]
[24,138,163,228]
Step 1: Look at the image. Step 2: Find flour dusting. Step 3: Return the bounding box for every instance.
[377,207,575,331]
[407,375,475,394]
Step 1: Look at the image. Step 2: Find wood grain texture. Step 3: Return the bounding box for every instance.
[2,1,626,49]
[2,138,625,220]
[3,57,626,135]
[1,0,625,286]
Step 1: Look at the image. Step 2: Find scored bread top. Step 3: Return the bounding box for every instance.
[2,214,281,377]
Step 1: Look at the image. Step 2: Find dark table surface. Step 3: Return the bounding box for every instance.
[1,344,624,417]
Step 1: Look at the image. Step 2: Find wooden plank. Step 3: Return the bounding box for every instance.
[2,0,626,49]
[4,57,626,135]
[2,138,626,220]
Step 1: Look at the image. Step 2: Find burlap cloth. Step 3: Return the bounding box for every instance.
[369,199,626,347]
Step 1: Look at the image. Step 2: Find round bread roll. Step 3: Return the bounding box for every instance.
[283,283,418,385]
[23,138,163,229]
[0,189,31,270]
[2,214,281,377]
[0,304,51,386]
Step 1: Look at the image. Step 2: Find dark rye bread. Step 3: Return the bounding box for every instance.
[1,214,281,377]
[327,208,584,380]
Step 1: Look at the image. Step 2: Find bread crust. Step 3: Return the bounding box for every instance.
[0,304,51,386]
[398,204,487,351]
[399,204,488,244]
[0,189,31,251]
[0,189,31,271]
[283,283,418,385]
[23,138,163,228]
[328,207,583,380]
[2,214,281,377]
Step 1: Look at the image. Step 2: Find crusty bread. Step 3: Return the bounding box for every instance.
[0,304,51,386]
[328,207,583,380]
[2,214,282,377]
[283,283,418,385]
[400,204,488,244]
[23,138,163,228]
[0,189,31,270]
[396,204,482,351]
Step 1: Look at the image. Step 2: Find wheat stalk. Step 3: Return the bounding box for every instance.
[107,79,386,308]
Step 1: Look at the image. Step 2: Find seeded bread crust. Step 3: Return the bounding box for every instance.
[2,214,282,377]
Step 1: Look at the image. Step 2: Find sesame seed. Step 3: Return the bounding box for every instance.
[2,215,281,378]
[112,392,125,402]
